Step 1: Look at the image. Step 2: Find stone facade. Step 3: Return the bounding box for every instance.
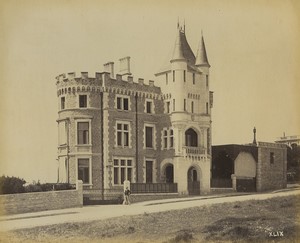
[56,24,213,199]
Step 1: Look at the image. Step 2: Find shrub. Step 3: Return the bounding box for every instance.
[25,182,75,193]
[0,175,26,194]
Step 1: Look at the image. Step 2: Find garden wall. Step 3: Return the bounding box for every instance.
[0,180,83,215]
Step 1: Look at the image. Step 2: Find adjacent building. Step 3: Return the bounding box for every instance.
[212,141,287,192]
[56,24,213,200]
[275,134,300,147]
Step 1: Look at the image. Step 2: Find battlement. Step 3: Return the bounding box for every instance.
[56,71,156,88]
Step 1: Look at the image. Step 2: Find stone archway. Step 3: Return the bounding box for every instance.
[187,166,200,195]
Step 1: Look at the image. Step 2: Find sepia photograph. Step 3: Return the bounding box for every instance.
[0,0,299,242]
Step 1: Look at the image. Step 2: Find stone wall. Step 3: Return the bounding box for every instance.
[0,181,83,215]
[256,143,287,192]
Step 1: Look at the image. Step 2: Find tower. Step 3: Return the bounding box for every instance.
[155,23,213,194]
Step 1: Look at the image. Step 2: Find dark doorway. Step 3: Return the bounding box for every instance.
[146,160,153,183]
[185,128,198,147]
[165,164,174,183]
[187,167,200,195]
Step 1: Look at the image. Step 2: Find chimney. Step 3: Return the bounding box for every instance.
[119,56,131,75]
[103,62,114,78]
[116,74,122,81]
[138,78,144,85]
[127,76,133,83]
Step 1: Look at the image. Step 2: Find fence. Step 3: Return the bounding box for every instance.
[236,178,256,192]
[131,183,178,194]
[211,178,232,188]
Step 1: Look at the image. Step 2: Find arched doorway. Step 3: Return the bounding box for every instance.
[187,166,200,195]
[185,128,198,147]
[165,164,174,183]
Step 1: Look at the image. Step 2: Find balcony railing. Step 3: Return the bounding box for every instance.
[182,146,208,160]
[130,183,178,194]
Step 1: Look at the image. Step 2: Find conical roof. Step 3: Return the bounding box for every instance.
[171,27,196,64]
[195,34,210,67]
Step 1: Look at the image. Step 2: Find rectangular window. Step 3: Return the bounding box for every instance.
[166,101,170,113]
[166,73,168,85]
[78,159,89,184]
[183,70,186,82]
[123,98,129,110]
[173,99,175,111]
[117,97,122,109]
[191,101,194,113]
[193,73,195,84]
[163,130,168,149]
[173,70,175,82]
[170,129,174,148]
[206,75,209,88]
[184,99,186,111]
[116,96,129,110]
[146,101,152,114]
[61,97,65,110]
[77,122,89,144]
[146,160,153,183]
[270,152,275,164]
[206,102,209,114]
[145,126,153,148]
[116,122,129,147]
[113,158,133,185]
[79,95,87,108]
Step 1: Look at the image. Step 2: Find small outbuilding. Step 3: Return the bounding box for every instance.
[212,142,287,192]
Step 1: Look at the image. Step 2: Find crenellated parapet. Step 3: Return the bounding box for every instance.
[56,71,162,99]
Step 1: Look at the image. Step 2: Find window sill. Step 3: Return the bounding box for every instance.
[116,109,130,112]
[115,145,131,149]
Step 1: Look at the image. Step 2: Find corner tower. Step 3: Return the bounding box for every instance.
[155,24,213,195]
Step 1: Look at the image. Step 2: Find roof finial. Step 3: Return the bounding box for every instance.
[177,17,179,29]
[184,19,185,33]
[253,127,257,145]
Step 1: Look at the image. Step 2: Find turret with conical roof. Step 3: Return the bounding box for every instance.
[195,32,210,67]
[171,25,196,64]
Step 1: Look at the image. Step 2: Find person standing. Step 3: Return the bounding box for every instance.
[123,187,131,205]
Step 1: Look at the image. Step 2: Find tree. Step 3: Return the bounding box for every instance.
[287,144,300,182]
[0,175,26,194]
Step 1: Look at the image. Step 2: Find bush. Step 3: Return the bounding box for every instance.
[0,175,26,194]
[25,182,75,193]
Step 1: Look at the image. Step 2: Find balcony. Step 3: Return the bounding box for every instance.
[182,146,208,160]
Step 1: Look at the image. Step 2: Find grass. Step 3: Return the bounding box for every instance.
[0,195,299,243]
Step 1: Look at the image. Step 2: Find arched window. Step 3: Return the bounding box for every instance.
[185,128,198,147]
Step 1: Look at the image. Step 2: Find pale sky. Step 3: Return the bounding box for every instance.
[0,0,299,183]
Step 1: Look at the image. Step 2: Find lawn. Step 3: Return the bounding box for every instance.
[1,195,299,243]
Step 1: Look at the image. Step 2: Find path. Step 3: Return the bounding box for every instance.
[1,188,299,232]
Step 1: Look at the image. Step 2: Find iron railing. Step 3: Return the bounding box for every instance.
[130,183,178,194]
[211,178,232,188]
